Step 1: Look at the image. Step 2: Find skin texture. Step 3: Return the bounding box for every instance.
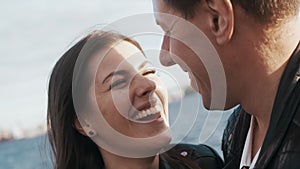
[153,0,300,160]
[95,41,169,138]
[76,40,171,169]
[153,0,236,109]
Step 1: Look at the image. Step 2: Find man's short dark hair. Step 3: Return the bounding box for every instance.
[164,0,300,24]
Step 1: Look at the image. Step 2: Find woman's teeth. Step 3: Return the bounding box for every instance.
[134,105,162,121]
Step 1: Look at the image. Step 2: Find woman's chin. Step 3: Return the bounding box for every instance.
[144,129,172,152]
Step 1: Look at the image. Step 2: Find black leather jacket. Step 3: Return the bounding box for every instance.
[160,144,223,169]
[222,45,300,169]
[96,143,222,169]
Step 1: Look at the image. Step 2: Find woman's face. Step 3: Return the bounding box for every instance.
[94,40,169,138]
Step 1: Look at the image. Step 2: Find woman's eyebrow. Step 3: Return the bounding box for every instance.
[102,70,127,84]
[138,61,152,69]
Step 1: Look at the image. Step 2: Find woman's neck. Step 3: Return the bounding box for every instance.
[100,148,160,169]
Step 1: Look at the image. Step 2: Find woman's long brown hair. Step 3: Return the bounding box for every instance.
[47,31,142,169]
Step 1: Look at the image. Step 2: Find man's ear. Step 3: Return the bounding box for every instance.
[206,0,234,45]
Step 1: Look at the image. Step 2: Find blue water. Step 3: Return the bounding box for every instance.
[0,135,53,169]
[0,94,232,169]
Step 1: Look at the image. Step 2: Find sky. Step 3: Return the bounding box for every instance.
[0,0,190,131]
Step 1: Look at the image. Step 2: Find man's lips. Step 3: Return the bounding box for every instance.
[181,66,188,72]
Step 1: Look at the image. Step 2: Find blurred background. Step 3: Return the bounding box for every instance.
[0,0,192,139]
[0,0,299,169]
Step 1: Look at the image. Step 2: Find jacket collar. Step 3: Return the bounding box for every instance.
[223,109,251,169]
[224,42,300,169]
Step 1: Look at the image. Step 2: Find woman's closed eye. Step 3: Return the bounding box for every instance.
[110,79,127,89]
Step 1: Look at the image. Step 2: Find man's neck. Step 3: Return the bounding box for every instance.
[236,18,299,159]
[240,17,300,130]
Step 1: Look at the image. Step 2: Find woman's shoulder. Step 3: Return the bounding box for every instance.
[171,144,223,162]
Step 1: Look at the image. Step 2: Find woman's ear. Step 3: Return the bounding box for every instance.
[73,118,87,136]
[206,0,234,45]
[74,119,97,138]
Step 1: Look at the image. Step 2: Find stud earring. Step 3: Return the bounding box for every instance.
[87,129,96,137]
[82,122,97,138]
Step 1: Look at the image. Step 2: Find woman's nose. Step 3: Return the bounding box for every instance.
[160,35,176,66]
[134,75,156,97]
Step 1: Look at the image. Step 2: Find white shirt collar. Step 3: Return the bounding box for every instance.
[239,116,261,169]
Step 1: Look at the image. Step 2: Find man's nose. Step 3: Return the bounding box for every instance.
[159,35,175,66]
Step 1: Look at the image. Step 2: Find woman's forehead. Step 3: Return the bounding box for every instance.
[95,41,147,79]
[104,44,145,66]
[112,40,143,59]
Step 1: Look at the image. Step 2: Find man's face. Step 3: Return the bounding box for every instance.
[153,0,215,108]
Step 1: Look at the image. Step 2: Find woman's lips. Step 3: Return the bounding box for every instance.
[131,105,164,124]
